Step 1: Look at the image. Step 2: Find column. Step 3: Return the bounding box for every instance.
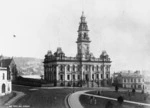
[64,65,67,86]
[55,65,59,86]
[89,65,93,81]
[64,65,67,81]
[82,65,84,80]
[103,65,106,79]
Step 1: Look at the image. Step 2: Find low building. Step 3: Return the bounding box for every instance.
[0,67,12,96]
[112,71,144,89]
[0,56,18,82]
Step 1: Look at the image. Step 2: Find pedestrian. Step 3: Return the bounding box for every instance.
[105,101,113,108]
[93,97,97,105]
[97,90,100,95]
[90,96,93,104]
[132,88,136,95]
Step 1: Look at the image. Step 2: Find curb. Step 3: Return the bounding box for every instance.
[65,93,72,108]
[5,91,25,105]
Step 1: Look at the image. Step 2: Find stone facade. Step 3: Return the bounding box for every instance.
[43,12,112,87]
[0,67,12,96]
[113,71,144,89]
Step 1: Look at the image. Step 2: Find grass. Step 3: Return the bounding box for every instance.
[80,94,150,108]
[12,85,98,108]
[86,90,150,103]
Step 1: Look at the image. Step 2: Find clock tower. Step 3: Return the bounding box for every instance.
[76,12,91,59]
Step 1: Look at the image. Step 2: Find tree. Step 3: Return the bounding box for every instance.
[117,96,124,104]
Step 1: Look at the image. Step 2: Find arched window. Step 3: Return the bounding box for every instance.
[73,75,75,80]
[96,65,99,71]
[86,65,88,71]
[72,65,75,71]
[60,65,64,71]
[60,75,63,80]
[92,74,94,80]
[67,65,70,71]
[2,84,5,93]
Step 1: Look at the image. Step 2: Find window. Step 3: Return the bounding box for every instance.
[124,79,126,83]
[101,65,103,71]
[2,84,5,93]
[106,74,109,78]
[92,74,94,80]
[67,65,70,71]
[96,65,99,71]
[131,79,133,82]
[72,65,75,71]
[3,73,4,80]
[73,75,75,80]
[8,84,10,91]
[67,75,70,80]
[101,74,103,79]
[84,33,86,39]
[78,75,80,80]
[60,65,63,71]
[97,74,99,79]
[77,65,80,71]
[134,79,136,83]
[92,66,94,71]
[85,65,88,71]
[60,75,63,80]
[138,85,141,88]
[138,78,141,82]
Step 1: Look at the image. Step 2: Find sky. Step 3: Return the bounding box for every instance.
[0,0,150,72]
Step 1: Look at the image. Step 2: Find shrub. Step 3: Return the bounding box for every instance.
[117,96,124,104]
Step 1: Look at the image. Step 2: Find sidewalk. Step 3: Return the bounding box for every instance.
[68,91,86,108]
[68,90,150,108]
[5,91,25,106]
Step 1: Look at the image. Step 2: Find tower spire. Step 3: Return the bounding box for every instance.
[76,12,91,59]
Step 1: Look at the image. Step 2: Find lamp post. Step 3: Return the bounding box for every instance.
[101,53,106,87]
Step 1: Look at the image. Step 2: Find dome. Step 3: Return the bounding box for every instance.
[100,50,110,60]
[90,53,94,58]
[47,50,52,56]
[54,47,65,57]
[101,50,108,56]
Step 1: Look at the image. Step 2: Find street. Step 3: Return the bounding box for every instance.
[11,85,73,108]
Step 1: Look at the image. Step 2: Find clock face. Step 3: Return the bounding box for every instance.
[78,44,89,54]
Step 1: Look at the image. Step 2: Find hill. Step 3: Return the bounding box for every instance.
[14,57,44,76]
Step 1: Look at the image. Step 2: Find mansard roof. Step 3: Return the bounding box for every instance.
[0,58,13,67]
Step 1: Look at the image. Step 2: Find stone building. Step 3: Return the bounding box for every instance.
[43,12,112,87]
[0,67,12,96]
[0,56,18,82]
[112,71,144,89]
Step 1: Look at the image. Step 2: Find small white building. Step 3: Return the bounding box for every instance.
[0,67,12,96]
[113,71,144,89]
